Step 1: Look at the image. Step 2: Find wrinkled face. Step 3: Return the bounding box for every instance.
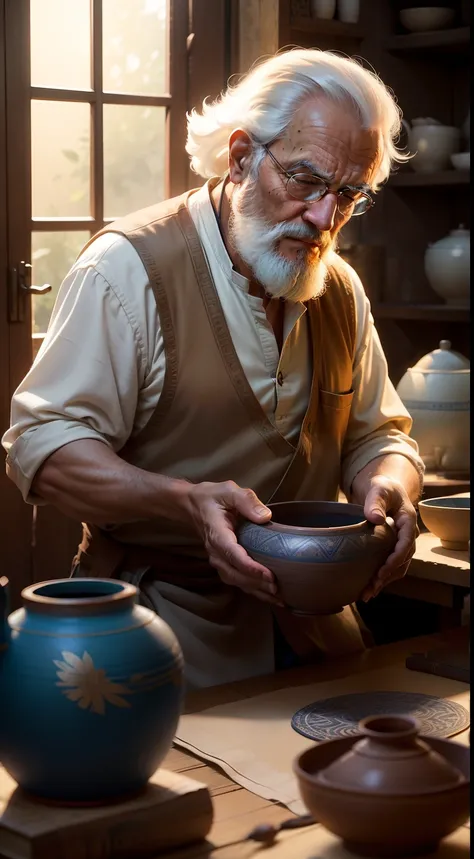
[229,96,381,302]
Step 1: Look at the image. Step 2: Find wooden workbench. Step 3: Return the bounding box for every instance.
[335,489,470,614]
[387,532,470,618]
[158,626,470,859]
[0,629,468,859]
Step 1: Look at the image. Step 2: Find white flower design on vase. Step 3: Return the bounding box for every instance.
[54,651,132,715]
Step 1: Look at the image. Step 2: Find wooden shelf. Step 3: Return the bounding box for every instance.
[408,532,469,589]
[372,304,470,322]
[387,26,470,55]
[422,473,470,500]
[290,16,364,41]
[389,170,470,187]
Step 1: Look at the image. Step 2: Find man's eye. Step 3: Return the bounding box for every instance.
[341,189,361,202]
[292,174,325,188]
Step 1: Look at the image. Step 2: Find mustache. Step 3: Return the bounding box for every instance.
[266,220,327,247]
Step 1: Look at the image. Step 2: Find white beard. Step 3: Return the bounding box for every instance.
[229,176,336,303]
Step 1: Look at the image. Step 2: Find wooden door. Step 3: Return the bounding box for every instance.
[1,0,189,605]
[0,0,34,609]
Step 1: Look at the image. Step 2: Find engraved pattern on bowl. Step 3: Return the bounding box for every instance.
[238,522,373,563]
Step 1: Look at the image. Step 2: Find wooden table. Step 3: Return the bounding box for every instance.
[158,625,470,859]
[336,490,470,621]
[386,531,470,620]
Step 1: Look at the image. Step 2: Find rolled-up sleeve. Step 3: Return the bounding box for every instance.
[2,245,147,503]
[341,269,425,497]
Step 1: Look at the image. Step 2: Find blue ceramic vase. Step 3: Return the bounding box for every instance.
[0,577,184,805]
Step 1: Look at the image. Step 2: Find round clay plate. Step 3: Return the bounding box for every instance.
[291,691,469,741]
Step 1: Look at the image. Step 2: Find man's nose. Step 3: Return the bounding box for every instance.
[302,193,338,232]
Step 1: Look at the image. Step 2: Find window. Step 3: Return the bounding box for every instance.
[29,0,188,341]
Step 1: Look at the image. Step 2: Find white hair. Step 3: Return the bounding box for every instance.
[186,48,408,189]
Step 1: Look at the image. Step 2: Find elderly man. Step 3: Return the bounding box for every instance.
[3,49,423,688]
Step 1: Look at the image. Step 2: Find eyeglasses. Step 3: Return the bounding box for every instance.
[261,144,375,217]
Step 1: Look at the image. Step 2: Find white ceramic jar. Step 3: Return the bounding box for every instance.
[402,118,460,173]
[338,0,360,22]
[462,109,470,150]
[311,0,336,19]
[424,226,470,306]
[396,341,470,474]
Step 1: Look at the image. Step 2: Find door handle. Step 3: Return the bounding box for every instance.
[8,261,52,322]
[19,262,52,295]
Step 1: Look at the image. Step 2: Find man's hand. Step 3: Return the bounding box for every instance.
[185,481,283,605]
[360,474,419,601]
[32,442,280,604]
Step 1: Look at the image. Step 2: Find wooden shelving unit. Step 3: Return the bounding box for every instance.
[422,472,470,499]
[386,26,470,55]
[389,170,470,187]
[290,16,364,40]
[277,0,471,496]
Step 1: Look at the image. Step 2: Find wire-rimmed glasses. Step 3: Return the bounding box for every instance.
[262,144,375,217]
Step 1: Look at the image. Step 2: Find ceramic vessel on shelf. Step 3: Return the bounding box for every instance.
[419,495,470,550]
[402,118,460,172]
[450,151,470,170]
[462,109,470,148]
[294,714,470,858]
[337,0,359,23]
[424,226,470,306]
[237,501,395,615]
[0,577,184,805]
[396,340,470,474]
[399,7,455,32]
[311,0,336,19]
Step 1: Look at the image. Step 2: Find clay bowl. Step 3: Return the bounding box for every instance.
[418,495,470,550]
[294,715,470,858]
[400,7,454,32]
[237,501,396,615]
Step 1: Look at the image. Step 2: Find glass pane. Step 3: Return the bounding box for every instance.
[31,231,90,335]
[103,0,168,96]
[104,105,166,218]
[30,0,91,91]
[31,101,91,218]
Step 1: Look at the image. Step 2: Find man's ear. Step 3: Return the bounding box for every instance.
[228,129,253,184]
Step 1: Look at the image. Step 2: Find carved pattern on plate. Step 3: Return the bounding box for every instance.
[291,691,470,741]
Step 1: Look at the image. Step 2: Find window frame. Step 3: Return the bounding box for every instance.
[30,0,189,238]
[23,0,189,353]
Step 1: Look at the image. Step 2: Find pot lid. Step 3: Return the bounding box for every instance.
[449,223,470,238]
[412,117,440,126]
[413,340,470,372]
[315,715,464,795]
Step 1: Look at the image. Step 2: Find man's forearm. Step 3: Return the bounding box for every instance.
[349,454,423,507]
[31,439,191,525]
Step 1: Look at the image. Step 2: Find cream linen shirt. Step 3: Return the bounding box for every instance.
[3,181,423,502]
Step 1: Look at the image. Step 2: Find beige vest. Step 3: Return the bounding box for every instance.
[74,189,368,688]
[79,188,356,561]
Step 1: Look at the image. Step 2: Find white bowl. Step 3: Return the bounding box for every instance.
[418,495,470,551]
[450,151,470,170]
[400,7,455,32]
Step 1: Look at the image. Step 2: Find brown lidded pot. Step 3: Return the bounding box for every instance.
[293,714,470,858]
